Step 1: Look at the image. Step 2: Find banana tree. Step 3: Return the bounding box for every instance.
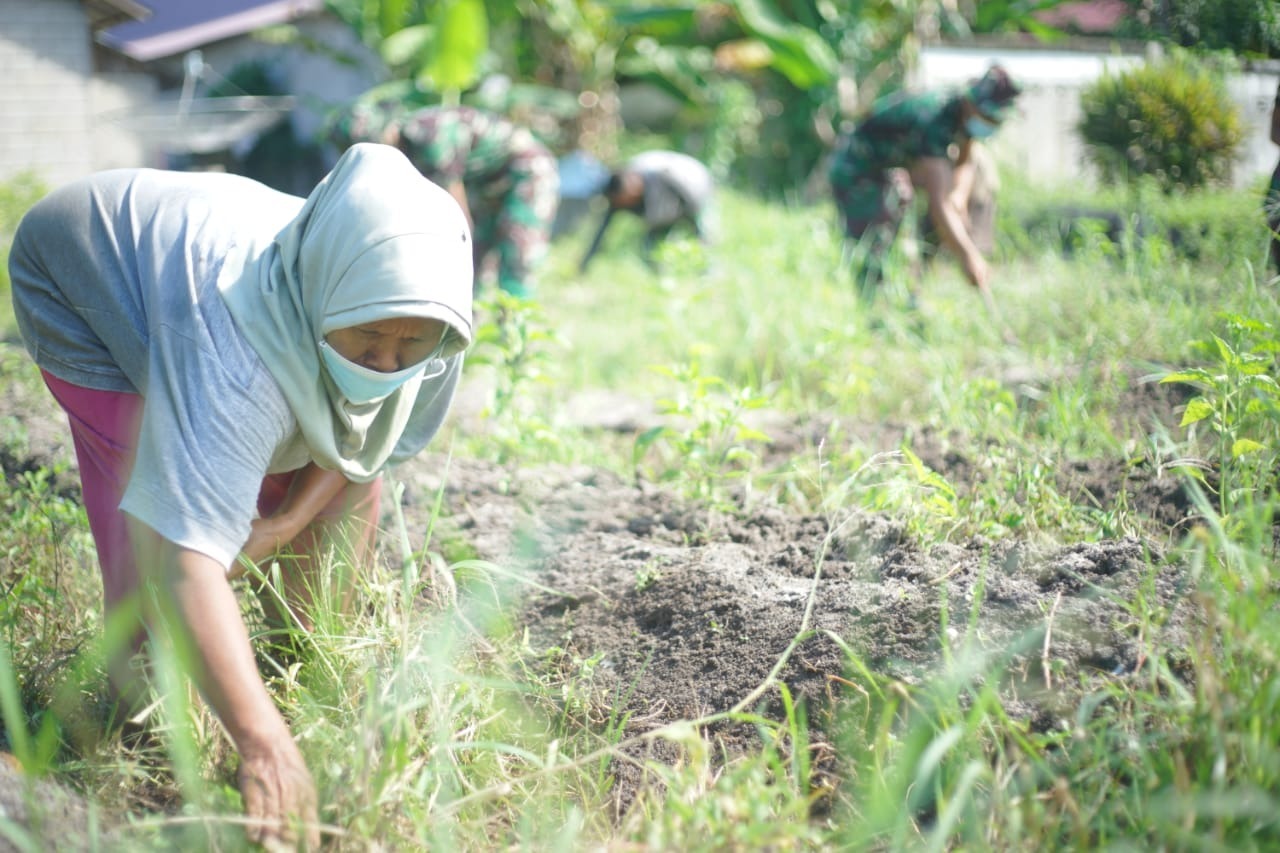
[326,0,490,107]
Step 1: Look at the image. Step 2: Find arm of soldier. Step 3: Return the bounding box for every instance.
[919,156,1016,340]
[916,156,988,291]
[445,180,473,235]
[948,141,978,221]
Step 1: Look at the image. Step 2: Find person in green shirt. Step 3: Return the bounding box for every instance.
[1266,79,1280,273]
[828,64,1021,315]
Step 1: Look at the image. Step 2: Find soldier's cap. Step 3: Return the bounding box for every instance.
[967,64,1021,121]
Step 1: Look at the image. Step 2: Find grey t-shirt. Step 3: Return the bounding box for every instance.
[9,168,460,568]
[628,150,715,232]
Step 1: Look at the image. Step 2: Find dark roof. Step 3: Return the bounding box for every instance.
[98,0,324,61]
[83,0,150,32]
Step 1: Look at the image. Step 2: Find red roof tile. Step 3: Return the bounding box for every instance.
[1036,0,1128,34]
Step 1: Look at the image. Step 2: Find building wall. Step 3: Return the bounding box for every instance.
[0,1,155,186]
[0,5,370,191]
[88,69,161,172]
[0,0,95,186]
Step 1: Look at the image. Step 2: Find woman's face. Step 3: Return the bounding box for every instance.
[324,317,447,372]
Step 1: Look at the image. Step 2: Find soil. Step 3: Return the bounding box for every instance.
[393,365,1203,815]
[0,343,1204,835]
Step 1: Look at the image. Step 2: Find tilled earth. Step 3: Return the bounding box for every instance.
[0,345,1202,836]
[391,365,1201,813]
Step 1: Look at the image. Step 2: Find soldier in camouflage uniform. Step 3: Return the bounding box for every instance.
[1266,80,1280,273]
[828,65,1021,311]
[335,104,559,298]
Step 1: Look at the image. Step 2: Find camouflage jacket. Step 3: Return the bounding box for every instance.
[829,89,965,188]
[335,104,544,186]
[397,106,546,185]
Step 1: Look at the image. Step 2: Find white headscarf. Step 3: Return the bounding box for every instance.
[218,143,473,481]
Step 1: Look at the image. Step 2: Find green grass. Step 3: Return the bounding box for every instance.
[1,170,1279,849]
[0,172,46,343]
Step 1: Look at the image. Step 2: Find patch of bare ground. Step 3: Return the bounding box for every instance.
[0,343,1204,832]
[398,447,1192,814]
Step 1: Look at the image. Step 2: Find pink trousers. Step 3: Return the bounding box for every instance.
[40,370,382,615]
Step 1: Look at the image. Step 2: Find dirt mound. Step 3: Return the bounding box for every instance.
[0,753,101,850]
[396,448,1194,811]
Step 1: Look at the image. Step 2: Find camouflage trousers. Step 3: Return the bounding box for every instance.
[469,145,559,297]
[831,165,915,299]
[1267,160,1280,273]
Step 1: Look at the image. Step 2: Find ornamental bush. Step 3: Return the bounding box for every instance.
[1077,51,1244,193]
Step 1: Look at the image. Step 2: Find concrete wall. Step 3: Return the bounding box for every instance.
[0,0,95,185]
[918,44,1280,190]
[0,1,156,185]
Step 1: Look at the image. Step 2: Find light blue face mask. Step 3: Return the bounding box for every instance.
[964,115,999,140]
[319,340,447,404]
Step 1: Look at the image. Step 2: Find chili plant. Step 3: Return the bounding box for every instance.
[635,346,770,506]
[466,292,565,463]
[1161,311,1280,515]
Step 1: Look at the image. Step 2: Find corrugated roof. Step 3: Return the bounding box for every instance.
[83,0,151,32]
[97,0,325,62]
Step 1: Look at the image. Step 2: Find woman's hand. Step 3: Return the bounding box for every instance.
[239,732,321,850]
[233,515,295,578]
[230,463,352,579]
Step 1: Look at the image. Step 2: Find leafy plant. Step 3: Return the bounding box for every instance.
[1160,311,1280,513]
[326,0,490,102]
[1115,0,1280,58]
[635,346,771,504]
[1078,49,1245,193]
[464,292,566,463]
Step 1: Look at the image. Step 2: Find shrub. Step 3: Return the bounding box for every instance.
[1114,0,1280,59]
[995,170,1262,268]
[1077,50,1244,194]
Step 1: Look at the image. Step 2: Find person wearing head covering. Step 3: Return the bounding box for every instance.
[8,143,473,848]
[333,102,558,299]
[828,64,1022,317]
[578,150,716,273]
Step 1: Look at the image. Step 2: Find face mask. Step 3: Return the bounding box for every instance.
[319,341,447,404]
[964,115,999,140]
